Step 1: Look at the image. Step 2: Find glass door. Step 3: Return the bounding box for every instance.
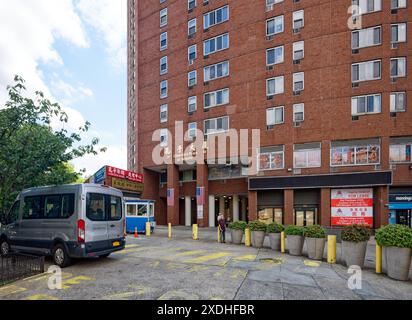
[294,208,317,226]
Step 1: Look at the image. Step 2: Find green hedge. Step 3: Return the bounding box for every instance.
[341,225,371,243]
[248,220,267,232]
[228,221,248,231]
[303,225,326,239]
[375,224,412,248]
[285,225,305,236]
[267,222,284,234]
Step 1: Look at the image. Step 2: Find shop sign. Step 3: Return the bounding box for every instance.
[106,166,144,183]
[331,188,373,227]
[389,194,412,203]
[112,177,144,193]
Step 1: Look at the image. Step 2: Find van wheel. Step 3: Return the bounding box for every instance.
[0,239,10,256]
[100,253,111,258]
[52,244,71,268]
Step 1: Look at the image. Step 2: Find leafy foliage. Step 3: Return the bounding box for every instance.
[267,222,284,234]
[341,225,371,243]
[0,76,105,215]
[375,224,412,249]
[248,220,267,232]
[303,225,326,239]
[285,225,305,236]
[228,221,247,231]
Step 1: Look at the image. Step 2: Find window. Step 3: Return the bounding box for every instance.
[266,0,284,5]
[204,88,229,109]
[137,204,148,217]
[204,33,229,56]
[188,122,197,140]
[23,196,42,219]
[293,41,304,60]
[266,46,284,65]
[160,32,167,51]
[126,204,137,217]
[160,56,168,75]
[391,0,407,9]
[352,26,381,49]
[390,137,412,163]
[86,193,105,221]
[353,0,382,15]
[351,94,381,115]
[293,10,304,30]
[391,24,407,43]
[160,8,168,27]
[293,103,304,122]
[160,80,168,99]
[204,5,229,29]
[204,116,229,135]
[390,57,406,78]
[44,195,61,219]
[258,207,283,225]
[109,196,122,221]
[160,104,168,123]
[188,70,197,87]
[293,72,304,92]
[266,15,284,36]
[294,143,322,168]
[188,18,196,36]
[352,60,381,82]
[188,45,197,62]
[188,0,196,10]
[160,129,168,146]
[188,96,197,113]
[330,139,380,166]
[204,61,229,82]
[258,146,284,171]
[266,76,284,96]
[390,92,406,112]
[266,106,284,126]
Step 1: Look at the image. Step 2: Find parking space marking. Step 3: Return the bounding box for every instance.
[125,244,139,249]
[167,250,206,259]
[230,269,248,279]
[61,276,95,290]
[158,290,199,300]
[0,285,27,297]
[303,260,321,267]
[24,294,58,300]
[102,285,149,300]
[233,255,256,261]
[184,252,232,264]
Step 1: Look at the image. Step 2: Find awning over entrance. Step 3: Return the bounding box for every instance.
[389,204,412,210]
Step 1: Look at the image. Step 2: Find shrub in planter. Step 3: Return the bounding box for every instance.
[341,225,371,269]
[375,224,412,281]
[304,225,326,260]
[267,222,284,251]
[285,225,305,256]
[228,221,247,245]
[248,220,267,248]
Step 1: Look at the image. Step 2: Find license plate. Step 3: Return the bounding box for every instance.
[113,241,120,247]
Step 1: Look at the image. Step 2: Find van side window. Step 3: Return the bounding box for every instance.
[109,196,122,221]
[7,201,20,224]
[45,195,61,219]
[61,194,75,218]
[23,196,43,219]
[86,193,106,221]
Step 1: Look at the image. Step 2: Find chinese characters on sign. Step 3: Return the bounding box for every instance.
[106,166,144,183]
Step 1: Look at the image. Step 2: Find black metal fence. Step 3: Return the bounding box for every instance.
[0,253,44,286]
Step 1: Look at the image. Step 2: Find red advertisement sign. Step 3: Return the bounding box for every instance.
[106,166,144,183]
[331,188,373,227]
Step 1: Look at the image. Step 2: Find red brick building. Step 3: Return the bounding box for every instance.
[127,0,412,229]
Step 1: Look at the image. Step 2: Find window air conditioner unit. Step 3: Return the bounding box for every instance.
[352,49,359,54]
[390,77,397,83]
[188,85,194,90]
[391,9,398,14]
[266,35,274,40]
[266,4,273,12]
[352,115,359,121]
[352,82,359,88]
[188,60,194,66]
[204,81,209,86]
[390,112,397,118]
[293,0,301,3]
[266,65,274,71]
[267,125,275,130]
[188,8,193,13]
[293,121,302,127]
[267,95,273,100]
[391,43,398,49]
[204,55,209,59]
[293,28,301,34]
[293,59,301,65]
[188,33,194,39]
[203,0,209,6]
[293,90,301,96]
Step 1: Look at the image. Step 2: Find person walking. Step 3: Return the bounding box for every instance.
[218,213,226,243]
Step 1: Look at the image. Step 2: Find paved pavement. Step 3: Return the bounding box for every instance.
[1,226,412,300]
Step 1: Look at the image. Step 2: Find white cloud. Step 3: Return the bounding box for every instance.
[50,77,94,106]
[76,0,127,70]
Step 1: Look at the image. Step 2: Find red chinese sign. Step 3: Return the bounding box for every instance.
[106,166,144,183]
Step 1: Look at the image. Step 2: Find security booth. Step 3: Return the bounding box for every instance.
[388,192,412,227]
[125,199,155,233]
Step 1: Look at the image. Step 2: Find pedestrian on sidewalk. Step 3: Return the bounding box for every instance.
[218,213,226,243]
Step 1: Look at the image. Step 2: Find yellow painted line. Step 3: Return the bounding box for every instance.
[114,248,145,255]
[125,244,139,249]
[233,255,256,261]
[230,269,248,279]
[158,290,199,300]
[304,260,321,267]
[62,276,95,290]
[169,250,206,258]
[184,252,231,264]
[102,286,148,300]
[0,285,27,297]
[186,265,212,273]
[24,294,58,301]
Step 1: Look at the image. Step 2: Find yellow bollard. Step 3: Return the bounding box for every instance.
[376,243,382,274]
[217,227,221,243]
[192,224,198,240]
[168,223,172,239]
[146,222,151,237]
[281,231,286,253]
[245,228,251,247]
[327,235,336,264]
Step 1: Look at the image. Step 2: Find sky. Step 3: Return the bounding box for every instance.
[0,0,127,177]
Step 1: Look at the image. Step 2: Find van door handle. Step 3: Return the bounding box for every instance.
[110,224,115,228]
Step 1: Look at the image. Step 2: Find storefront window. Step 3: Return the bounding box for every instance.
[390,144,412,163]
[258,146,284,171]
[294,143,321,168]
[258,207,283,224]
[208,165,242,180]
[331,144,380,166]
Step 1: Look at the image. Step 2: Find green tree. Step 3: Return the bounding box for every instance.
[0,75,105,215]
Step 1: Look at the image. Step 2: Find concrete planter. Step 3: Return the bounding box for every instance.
[268,233,281,251]
[230,229,244,245]
[252,231,266,248]
[287,235,304,256]
[342,241,367,268]
[385,246,412,281]
[306,237,326,260]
